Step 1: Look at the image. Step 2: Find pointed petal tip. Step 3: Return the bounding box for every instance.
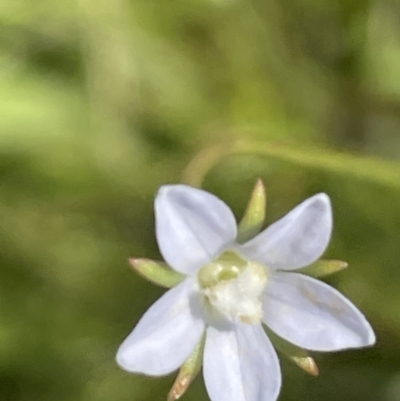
[339,325,376,350]
[327,320,376,351]
[348,317,376,349]
[156,185,180,202]
[115,347,133,373]
[365,324,377,347]
[311,192,331,208]
[115,343,147,375]
[157,184,193,198]
[115,347,158,376]
[156,185,167,196]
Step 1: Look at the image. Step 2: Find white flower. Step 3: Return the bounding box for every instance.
[116,185,375,401]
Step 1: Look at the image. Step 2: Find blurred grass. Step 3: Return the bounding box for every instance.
[1,1,400,401]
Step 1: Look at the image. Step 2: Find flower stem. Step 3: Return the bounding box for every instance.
[182,139,400,190]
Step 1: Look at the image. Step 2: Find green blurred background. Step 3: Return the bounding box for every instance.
[1,1,400,400]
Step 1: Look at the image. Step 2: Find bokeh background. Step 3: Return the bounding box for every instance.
[1,1,400,400]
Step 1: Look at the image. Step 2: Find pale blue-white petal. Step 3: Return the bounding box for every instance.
[239,193,332,270]
[116,278,205,375]
[262,272,375,351]
[203,324,281,401]
[155,185,237,275]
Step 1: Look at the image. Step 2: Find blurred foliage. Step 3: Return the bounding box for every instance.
[1,1,400,401]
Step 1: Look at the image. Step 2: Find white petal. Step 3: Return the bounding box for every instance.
[203,324,281,401]
[155,185,237,274]
[262,272,375,351]
[116,278,205,375]
[240,193,332,270]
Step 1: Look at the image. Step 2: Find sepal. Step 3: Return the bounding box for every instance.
[265,327,319,376]
[168,335,205,401]
[129,258,185,288]
[237,179,267,243]
[298,260,348,278]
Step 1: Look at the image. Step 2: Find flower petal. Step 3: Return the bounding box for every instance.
[240,193,332,270]
[262,272,375,351]
[155,185,237,274]
[203,324,281,401]
[116,278,205,376]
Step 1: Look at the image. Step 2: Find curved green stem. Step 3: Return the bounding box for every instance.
[182,139,400,191]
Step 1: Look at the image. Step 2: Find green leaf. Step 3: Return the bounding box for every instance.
[168,334,205,401]
[265,327,319,376]
[237,179,267,243]
[128,258,185,288]
[298,259,348,278]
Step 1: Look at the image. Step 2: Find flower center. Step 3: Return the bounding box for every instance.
[197,251,268,324]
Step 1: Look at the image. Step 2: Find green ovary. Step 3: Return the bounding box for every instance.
[197,251,247,289]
